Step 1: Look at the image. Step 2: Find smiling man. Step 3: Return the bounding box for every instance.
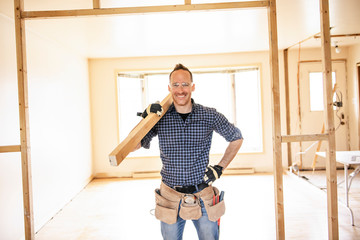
[137,63,243,240]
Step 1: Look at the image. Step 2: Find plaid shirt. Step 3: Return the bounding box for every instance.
[141,99,243,188]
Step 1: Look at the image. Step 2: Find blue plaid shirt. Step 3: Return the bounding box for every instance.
[141,99,243,188]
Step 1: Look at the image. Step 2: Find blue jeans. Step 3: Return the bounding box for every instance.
[160,200,219,240]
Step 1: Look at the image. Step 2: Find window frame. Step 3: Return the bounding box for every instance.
[116,65,264,158]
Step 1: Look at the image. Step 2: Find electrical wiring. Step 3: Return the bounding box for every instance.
[334,90,344,131]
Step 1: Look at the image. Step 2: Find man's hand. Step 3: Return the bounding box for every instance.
[140,103,163,118]
[203,165,223,185]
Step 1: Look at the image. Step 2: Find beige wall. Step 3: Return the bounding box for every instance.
[0,12,93,240]
[89,52,284,177]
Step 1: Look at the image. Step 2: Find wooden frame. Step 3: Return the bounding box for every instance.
[6,0,339,239]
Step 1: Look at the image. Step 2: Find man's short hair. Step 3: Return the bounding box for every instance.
[169,63,193,82]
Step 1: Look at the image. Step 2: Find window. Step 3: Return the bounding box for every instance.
[117,67,263,157]
[309,72,336,111]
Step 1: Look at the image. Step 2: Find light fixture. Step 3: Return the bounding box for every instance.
[335,44,341,53]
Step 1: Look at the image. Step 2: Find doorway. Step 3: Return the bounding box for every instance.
[297,60,349,169]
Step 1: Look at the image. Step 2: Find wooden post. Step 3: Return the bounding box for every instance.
[319,0,339,239]
[109,93,173,166]
[267,0,285,239]
[14,0,34,239]
[93,0,100,9]
[283,49,292,167]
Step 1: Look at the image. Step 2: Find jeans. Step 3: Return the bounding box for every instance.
[160,200,219,240]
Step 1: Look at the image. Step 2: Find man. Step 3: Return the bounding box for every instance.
[136,63,243,240]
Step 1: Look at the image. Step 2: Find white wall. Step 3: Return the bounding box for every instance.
[0,10,92,240]
[89,52,283,177]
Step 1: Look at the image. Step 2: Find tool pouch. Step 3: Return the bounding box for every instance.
[154,188,179,224]
[200,186,225,222]
[179,194,202,220]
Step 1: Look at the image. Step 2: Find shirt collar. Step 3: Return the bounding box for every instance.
[169,98,197,114]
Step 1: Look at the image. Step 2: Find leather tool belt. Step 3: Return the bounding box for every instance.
[154,181,225,224]
[173,182,209,194]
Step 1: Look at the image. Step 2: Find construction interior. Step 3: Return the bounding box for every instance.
[1,0,360,239]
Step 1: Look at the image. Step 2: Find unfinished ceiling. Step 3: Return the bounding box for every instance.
[3,0,360,58]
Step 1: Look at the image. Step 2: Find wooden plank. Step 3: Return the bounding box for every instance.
[93,0,100,9]
[109,93,173,166]
[283,49,292,167]
[21,1,269,19]
[319,0,339,239]
[185,0,192,5]
[267,0,285,239]
[14,0,34,239]
[314,33,360,39]
[281,134,329,143]
[0,145,21,153]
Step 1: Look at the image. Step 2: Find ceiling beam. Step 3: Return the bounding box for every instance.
[21,1,269,19]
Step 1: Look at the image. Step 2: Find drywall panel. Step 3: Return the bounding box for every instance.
[0,11,93,240]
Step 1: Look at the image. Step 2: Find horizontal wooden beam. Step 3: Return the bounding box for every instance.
[21,1,269,19]
[0,145,21,153]
[109,93,173,166]
[314,33,360,38]
[281,134,329,143]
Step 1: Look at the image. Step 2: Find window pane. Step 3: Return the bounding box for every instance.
[117,76,142,142]
[235,70,263,152]
[147,74,170,104]
[309,72,336,111]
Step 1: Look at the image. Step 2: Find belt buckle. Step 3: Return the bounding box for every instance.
[173,185,183,192]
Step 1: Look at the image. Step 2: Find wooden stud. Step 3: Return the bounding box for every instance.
[296,44,303,168]
[319,0,339,238]
[283,49,292,167]
[185,0,192,5]
[267,0,285,239]
[281,134,328,143]
[0,145,21,153]
[21,1,269,19]
[109,93,173,166]
[14,0,34,239]
[314,33,360,39]
[93,0,100,9]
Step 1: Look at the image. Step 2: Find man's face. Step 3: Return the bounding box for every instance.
[168,69,195,108]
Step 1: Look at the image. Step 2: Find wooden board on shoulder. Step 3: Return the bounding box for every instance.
[109,93,173,166]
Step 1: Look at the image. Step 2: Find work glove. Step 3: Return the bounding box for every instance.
[203,165,223,185]
[138,102,163,118]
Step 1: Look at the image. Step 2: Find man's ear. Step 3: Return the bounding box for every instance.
[191,83,195,92]
[168,85,171,92]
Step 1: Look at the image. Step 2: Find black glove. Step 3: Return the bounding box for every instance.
[139,103,163,118]
[203,165,223,185]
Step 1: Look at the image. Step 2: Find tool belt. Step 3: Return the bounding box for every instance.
[154,181,225,224]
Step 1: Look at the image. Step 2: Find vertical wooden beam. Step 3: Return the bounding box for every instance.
[185,0,192,5]
[231,73,237,126]
[268,0,285,239]
[283,49,292,167]
[14,0,34,239]
[319,0,339,239]
[93,0,100,9]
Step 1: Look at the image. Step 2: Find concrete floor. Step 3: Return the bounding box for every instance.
[35,172,360,239]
